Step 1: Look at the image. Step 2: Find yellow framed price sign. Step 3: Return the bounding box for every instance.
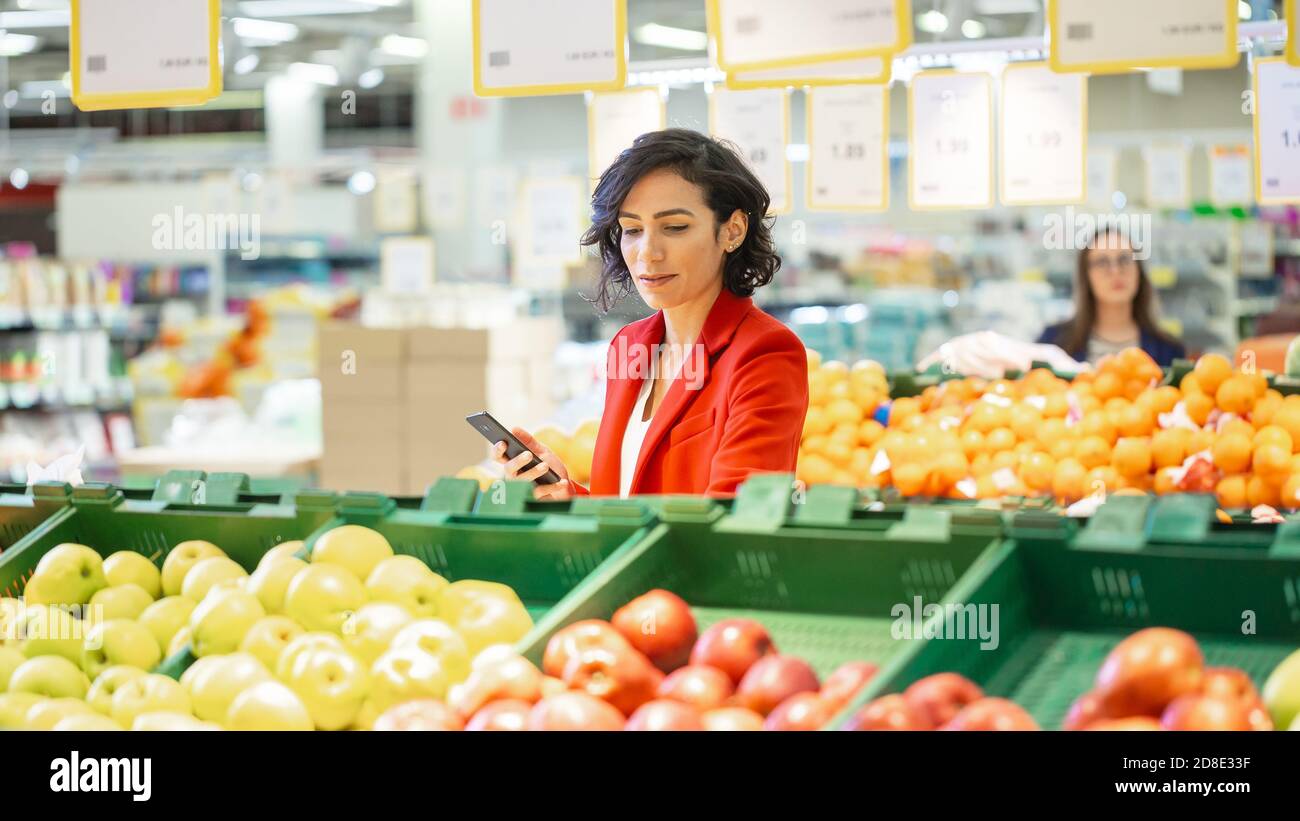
[1288,0,1299,67]
[70,0,222,111]
[473,0,628,97]
[1252,57,1300,205]
[805,84,890,212]
[907,70,994,211]
[726,55,891,90]
[999,62,1088,206]
[708,87,793,215]
[1047,0,1239,75]
[708,0,911,72]
[587,88,667,186]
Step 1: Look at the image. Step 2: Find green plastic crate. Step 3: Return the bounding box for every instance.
[842,498,1300,730]
[0,483,77,559]
[517,475,1005,685]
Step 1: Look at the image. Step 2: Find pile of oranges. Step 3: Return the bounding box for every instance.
[796,350,891,488]
[796,346,1300,511]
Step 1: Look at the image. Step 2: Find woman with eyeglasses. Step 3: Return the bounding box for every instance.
[1038,227,1186,367]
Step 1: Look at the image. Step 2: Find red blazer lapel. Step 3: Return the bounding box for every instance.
[589,312,664,495]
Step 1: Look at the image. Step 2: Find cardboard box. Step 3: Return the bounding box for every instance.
[319,459,405,496]
[318,321,407,361]
[406,317,565,363]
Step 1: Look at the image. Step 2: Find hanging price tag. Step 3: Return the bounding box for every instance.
[513,177,587,288]
[1048,0,1238,74]
[1086,148,1118,206]
[1000,64,1087,206]
[424,167,467,231]
[709,88,792,214]
[70,0,221,111]
[381,237,436,295]
[473,0,627,97]
[1143,144,1191,208]
[806,85,888,211]
[1288,0,1299,68]
[708,0,911,71]
[908,71,993,211]
[1207,144,1253,207]
[1253,58,1300,205]
[726,55,891,90]
[587,89,666,185]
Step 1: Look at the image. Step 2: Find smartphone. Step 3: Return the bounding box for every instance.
[465,411,562,485]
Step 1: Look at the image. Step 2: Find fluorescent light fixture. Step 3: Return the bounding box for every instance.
[289,62,340,85]
[974,0,1038,13]
[358,68,384,89]
[234,53,261,74]
[917,10,949,33]
[347,171,376,195]
[18,0,70,9]
[21,79,67,98]
[633,23,708,51]
[961,19,986,38]
[380,34,429,59]
[1237,0,1251,19]
[238,1,381,16]
[233,17,299,44]
[9,169,30,191]
[0,33,40,56]
[0,9,68,27]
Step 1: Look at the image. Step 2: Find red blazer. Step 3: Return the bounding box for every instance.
[569,288,808,498]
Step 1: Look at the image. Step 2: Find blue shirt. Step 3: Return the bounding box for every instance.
[1037,322,1186,367]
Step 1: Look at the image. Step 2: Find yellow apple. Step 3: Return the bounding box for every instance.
[349,697,382,730]
[364,556,447,618]
[437,580,533,657]
[0,646,24,691]
[1264,649,1300,731]
[390,619,470,684]
[311,525,394,582]
[53,713,123,731]
[88,584,154,622]
[8,655,90,698]
[110,673,192,727]
[138,596,196,652]
[181,557,249,602]
[25,697,96,730]
[81,619,162,680]
[190,589,265,657]
[86,665,147,715]
[239,615,306,671]
[0,597,23,648]
[282,646,369,730]
[275,632,348,679]
[370,645,458,710]
[19,604,85,663]
[225,681,313,730]
[258,541,306,570]
[103,551,162,599]
[284,564,366,634]
[342,602,414,665]
[186,652,273,722]
[131,711,221,731]
[0,692,46,728]
[160,540,226,597]
[247,556,308,614]
[24,544,107,606]
[167,626,193,657]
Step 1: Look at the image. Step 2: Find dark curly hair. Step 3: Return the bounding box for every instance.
[579,127,781,313]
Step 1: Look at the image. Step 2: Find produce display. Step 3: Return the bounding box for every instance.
[799,348,1300,514]
[0,526,535,731]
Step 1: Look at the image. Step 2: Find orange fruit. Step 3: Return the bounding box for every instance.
[851,382,883,411]
[967,402,1009,434]
[1053,458,1087,502]
[858,419,885,447]
[1093,371,1122,401]
[823,439,854,468]
[1015,441,1037,459]
[1212,433,1253,474]
[1250,372,1268,399]
[1186,428,1215,457]
[991,450,1019,472]
[933,451,969,488]
[889,397,921,428]
[803,436,830,457]
[1253,443,1291,481]
[1085,466,1121,497]
[1020,452,1055,491]
[798,454,835,486]
[960,429,987,459]
[1183,392,1215,426]
[1036,418,1069,447]
[1050,437,1075,461]
[827,398,865,427]
[1247,474,1281,508]
[1112,437,1152,478]
[1123,378,1151,401]
[1104,397,1131,425]
[970,452,992,476]
[1079,411,1118,446]
[1151,429,1189,469]
[1272,402,1300,445]
[1193,353,1233,395]
[1252,394,1282,428]
[1119,348,1162,382]
[831,421,860,444]
[1281,475,1300,510]
[892,463,928,496]
[1149,385,1183,415]
[1220,418,1256,441]
[1216,375,1256,416]
[1180,372,1203,395]
[803,407,833,438]
[1077,394,1102,415]
[828,381,851,401]
[1154,467,1179,495]
[1042,393,1069,419]
[832,470,858,487]
[986,427,1017,453]
[1117,404,1155,437]
[1216,475,1249,509]
[1010,405,1042,441]
[1075,435,1113,469]
[1255,425,1294,455]
[850,447,874,477]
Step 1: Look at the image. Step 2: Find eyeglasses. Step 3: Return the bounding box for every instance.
[1088,253,1136,272]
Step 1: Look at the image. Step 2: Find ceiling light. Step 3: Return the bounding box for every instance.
[234,53,261,74]
[917,10,950,34]
[233,17,299,44]
[237,1,381,15]
[0,9,68,27]
[380,34,429,59]
[347,171,376,195]
[10,169,30,190]
[961,19,986,38]
[0,33,40,56]
[358,68,384,89]
[289,62,340,85]
[633,23,708,51]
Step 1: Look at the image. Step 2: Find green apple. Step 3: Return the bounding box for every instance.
[187,652,273,722]
[390,619,470,684]
[0,597,23,648]
[259,541,306,570]
[103,551,162,599]
[160,540,226,597]
[24,543,107,606]
[81,619,162,680]
[131,711,221,731]
[181,557,249,602]
[86,665,147,715]
[282,646,368,730]
[225,681,313,730]
[88,584,154,622]
[275,632,348,679]
[438,580,533,656]
[0,692,46,728]
[350,698,382,731]
[365,556,447,618]
[343,602,414,665]
[370,645,457,710]
[53,713,123,731]
[311,525,394,583]
[167,626,192,657]
[0,646,25,691]
[247,556,308,614]
[110,673,192,727]
[239,615,305,671]
[8,655,90,698]
[139,596,196,652]
[25,697,96,730]
[1263,649,1300,731]
[19,604,84,663]
[190,589,265,657]
[284,564,366,634]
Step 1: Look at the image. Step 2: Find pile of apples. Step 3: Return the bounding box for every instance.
[845,674,1039,731]
[0,524,535,731]
[1064,627,1295,731]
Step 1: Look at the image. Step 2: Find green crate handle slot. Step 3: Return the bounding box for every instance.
[204,472,252,506]
[420,477,480,514]
[792,484,859,527]
[473,479,535,515]
[1147,493,1215,545]
[1074,494,1152,551]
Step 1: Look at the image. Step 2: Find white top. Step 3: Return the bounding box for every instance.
[619,352,683,498]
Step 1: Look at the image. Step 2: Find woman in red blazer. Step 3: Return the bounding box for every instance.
[494,129,808,498]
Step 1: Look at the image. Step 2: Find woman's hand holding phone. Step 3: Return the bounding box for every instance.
[493,427,572,500]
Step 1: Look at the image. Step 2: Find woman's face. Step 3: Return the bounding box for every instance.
[1086,235,1140,309]
[618,168,745,312]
